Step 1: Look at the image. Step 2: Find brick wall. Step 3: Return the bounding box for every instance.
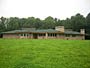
[3,34,19,38]
[3,33,85,40]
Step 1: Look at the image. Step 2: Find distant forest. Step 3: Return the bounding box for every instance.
[0,13,90,34]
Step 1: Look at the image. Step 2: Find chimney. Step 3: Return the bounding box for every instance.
[80,29,85,34]
[55,26,64,32]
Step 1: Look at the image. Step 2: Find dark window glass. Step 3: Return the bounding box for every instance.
[72,35,76,37]
[21,34,23,36]
[55,34,56,36]
[66,34,70,37]
[48,34,50,36]
[24,34,26,36]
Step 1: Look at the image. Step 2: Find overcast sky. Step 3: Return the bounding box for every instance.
[0,0,90,20]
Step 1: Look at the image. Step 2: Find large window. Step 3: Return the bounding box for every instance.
[20,33,29,36]
[66,34,70,37]
[72,35,76,37]
[24,34,26,36]
[58,34,64,36]
[48,33,57,37]
[21,34,23,36]
[39,34,45,36]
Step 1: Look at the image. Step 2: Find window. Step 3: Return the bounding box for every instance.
[39,34,45,36]
[48,33,57,37]
[54,34,56,36]
[29,33,32,36]
[21,34,23,36]
[58,34,64,36]
[53,34,57,37]
[17,34,19,36]
[26,34,29,36]
[72,35,76,37]
[39,34,42,36]
[20,33,29,36]
[48,33,52,36]
[43,34,45,36]
[66,34,70,37]
[24,34,26,36]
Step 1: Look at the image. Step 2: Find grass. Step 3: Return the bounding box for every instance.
[0,39,90,68]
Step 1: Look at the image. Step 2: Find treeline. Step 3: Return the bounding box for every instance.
[0,13,90,34]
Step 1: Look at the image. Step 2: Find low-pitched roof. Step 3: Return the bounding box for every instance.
[32,29,59,33]
[2,30,34,33]
[65,30,81,35]
[2,29,81,35]
[2,29,59,33]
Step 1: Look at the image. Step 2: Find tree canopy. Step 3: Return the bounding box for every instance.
[0,13,90,34]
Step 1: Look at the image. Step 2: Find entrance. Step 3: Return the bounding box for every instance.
[33,34,38,39]
[0,34,3,38]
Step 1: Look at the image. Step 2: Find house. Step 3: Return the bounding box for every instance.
[2,26,85,40]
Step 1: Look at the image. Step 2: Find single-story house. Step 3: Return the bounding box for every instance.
[2,26,85,40]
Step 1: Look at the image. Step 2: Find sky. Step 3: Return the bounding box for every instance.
[0,0,90,20]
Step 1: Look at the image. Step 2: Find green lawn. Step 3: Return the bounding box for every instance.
[0,39,90,68]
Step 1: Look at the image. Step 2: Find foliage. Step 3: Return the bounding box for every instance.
[86,13,90,34]
[0,17,6,32]
[70,13,86,31]
[0,13,90,34]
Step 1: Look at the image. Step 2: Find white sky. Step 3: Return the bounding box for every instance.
[0,0,90,20]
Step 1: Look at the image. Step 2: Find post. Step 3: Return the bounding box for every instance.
[80,29,85,34]
[80,29,85,40]
[45,32,48,39]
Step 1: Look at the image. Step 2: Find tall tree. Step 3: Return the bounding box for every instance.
[0,13,90,34]
[24,17,36,28]
[0,17,6,32]
[34,18,42,29]
[71,13,86,31]
[19,18,27,28]
[7,17,20,30]
[43,16,56,29]
[86,13,90,34]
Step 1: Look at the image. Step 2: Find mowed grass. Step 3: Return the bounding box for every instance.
[0,39,90,68]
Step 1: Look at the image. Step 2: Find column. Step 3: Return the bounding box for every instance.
[45,32,48,39]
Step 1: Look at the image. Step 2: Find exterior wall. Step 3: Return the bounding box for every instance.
[19,34,33,39]
[3,33,85,40]
[46,34,85,40]
[64,35,85,40]
[80,29,85,34]
[42,33,65,39]
[56,34,65,39]
[47,33,57,39]
[3,33,33,39]
[55,26,64,32]
[47,35,63,39]
[37,34,46,39]
[47,36,57,39]
[36,33,46,39]
[19,36,29,39]
[3,34,19,38]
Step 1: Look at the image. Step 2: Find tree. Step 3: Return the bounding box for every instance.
[86,13,90,34]
[0,17,6,32]
[0,13,90,34]
[19,18,27,28]
[7,17,20,30]
[70,13,86,31]
[34,18,42,29]
[24,17,36,28]
[64,18,72,29]
[43,16,56,29]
